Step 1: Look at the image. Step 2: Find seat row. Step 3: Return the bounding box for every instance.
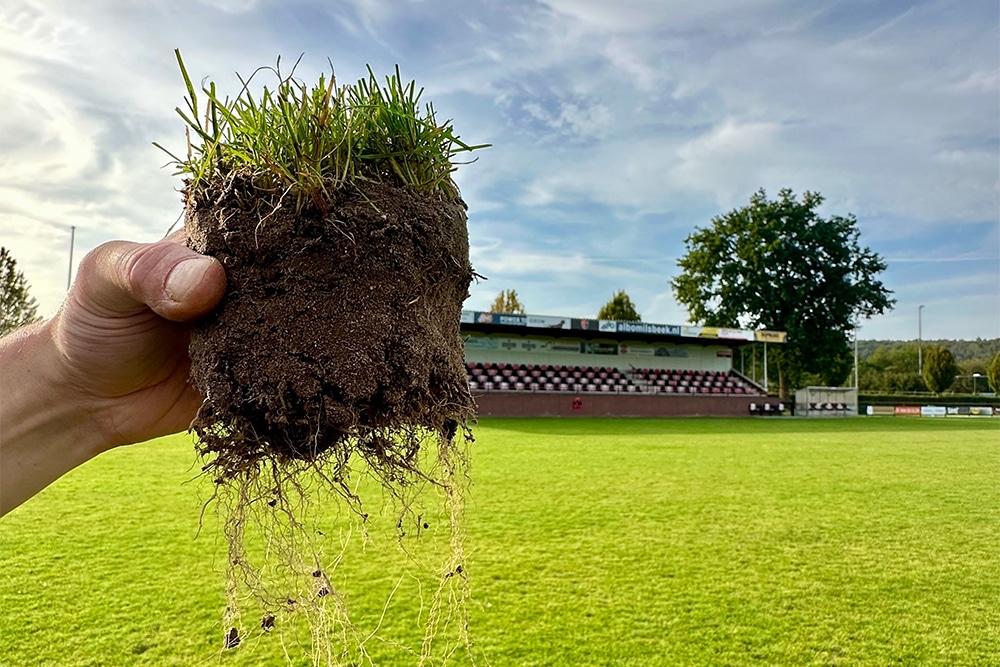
[467,362,625,382]
[468,380,642,394]
[465,362,763,396]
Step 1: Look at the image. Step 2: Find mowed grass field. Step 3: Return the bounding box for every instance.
[1,417,997,666]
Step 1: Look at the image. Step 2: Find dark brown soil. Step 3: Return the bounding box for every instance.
[184,179,475,479]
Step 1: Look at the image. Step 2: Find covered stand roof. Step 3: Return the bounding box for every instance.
[460,311,785,348]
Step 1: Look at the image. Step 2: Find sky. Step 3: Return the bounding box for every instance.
[1,0,997,341]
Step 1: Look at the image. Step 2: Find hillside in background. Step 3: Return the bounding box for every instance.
[857,338,1000,362]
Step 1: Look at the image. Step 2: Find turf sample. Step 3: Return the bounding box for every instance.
[156,51,487,664]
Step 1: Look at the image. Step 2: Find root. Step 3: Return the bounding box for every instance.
[198,419,477,666]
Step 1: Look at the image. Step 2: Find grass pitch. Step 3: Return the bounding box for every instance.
[1,417,997,666]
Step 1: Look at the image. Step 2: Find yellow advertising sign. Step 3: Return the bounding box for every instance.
[755,330,787,343]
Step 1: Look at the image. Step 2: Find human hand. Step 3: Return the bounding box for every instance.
[0,234,225,515]
[53,235,227,447]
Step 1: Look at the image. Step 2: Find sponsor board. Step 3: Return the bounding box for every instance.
[716,349,733,357]
[496,314,527,326]
[464,311,778,343]
[894,406,921,416]
[655,346,689,357]
[755,330,788,343]
[921,406,947,417]
[970,406,995,416]
[466,337,557,353]
[615,321,682,336]
[717,328,755,341]
[868,405,896,415]
[618,345,654,356]
[527,315,570,329]
[464,337,498,350]
[581,342,618,355]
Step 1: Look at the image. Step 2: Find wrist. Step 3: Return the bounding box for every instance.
[1,321,108,514]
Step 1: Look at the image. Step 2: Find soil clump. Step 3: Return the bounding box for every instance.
[184,177,475,481]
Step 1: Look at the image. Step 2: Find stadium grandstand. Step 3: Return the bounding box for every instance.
[461,311,787,417]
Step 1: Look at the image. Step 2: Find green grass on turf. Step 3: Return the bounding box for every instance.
[1,417,997,666]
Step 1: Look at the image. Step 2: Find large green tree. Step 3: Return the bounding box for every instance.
[671,188,894,398]
[0,247,41,337]
[922,345,959,394]
[598,290,641,321]
[489,289,525,315]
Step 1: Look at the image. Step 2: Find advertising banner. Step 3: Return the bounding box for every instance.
[464,310,774,343]
[717,327,755,341]
[581,342,618,355]
[681,326,703,337]
[618,344,654,356]
[755,330,788,343]
[970,407,994,416]
[527,315,570,329]
[894,406,921,416]
[655,346,689,357]
[869,405,896,415]
[920,406,947,417]
[496,314,527,326]
[615,321,682,336]
[464,337,498,350]
[716,349,733,357]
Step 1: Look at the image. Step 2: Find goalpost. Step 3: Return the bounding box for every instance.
[794,386,858,417]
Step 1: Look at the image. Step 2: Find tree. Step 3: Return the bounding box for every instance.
[489,289,525,314]
[922,345,959,394]
[859,344,925,393]
[598,290,641,321]
[0,247,41,337]
[986,352,1000,394]
[671,188,894,399]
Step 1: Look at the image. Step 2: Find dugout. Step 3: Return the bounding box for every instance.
[794,386,859,417]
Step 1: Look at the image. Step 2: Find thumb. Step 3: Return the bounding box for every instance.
[75,239,226,322]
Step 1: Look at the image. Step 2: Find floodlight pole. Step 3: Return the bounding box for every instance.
[67,225,76,290]
[917,304,924,376]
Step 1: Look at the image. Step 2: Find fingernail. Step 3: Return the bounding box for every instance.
[165,256,215,303]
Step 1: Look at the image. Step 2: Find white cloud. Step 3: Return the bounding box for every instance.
[949,68,1000,92]
[670,118,782,203]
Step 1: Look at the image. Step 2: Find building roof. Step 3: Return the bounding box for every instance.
[461,311,786,347]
